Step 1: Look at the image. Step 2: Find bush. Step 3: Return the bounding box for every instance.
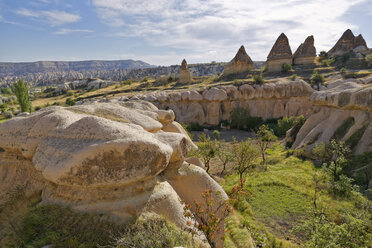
[318,51,328,60]
[291,74,297,81]
[186,122,203,131]
[281,63,292,73]
[276,117,295,137]
[121,80,132,86]
[213,130,220,140]
[3,110,13,119]
[230,108,263,131]
[168,75,173,83]
[311,71,325,90]
[0,87,12,95]
[252,74,264,84]
[66,90,74,97]
[65,98,76,106]
[340,67,347,76]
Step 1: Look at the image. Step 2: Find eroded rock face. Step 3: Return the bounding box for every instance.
[293,35,316,65]
[223,45,254,75]
[125,80,315,126]
[266,33,293,72]
[292,79,372,155]
[328,29,368,57]
[0,100,226,247]
[178,59,192,84]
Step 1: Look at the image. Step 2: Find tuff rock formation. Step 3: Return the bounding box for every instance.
[293,35,316,65]
[328,29,368,57]
[223,45,254,75]
[292,76,372,155]
[120,80,315,126]
[178,59,192,83]
[266,33,293,72]
[0,100,228,247]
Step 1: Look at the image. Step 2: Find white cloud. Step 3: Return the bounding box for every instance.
[52,28,94,35]
[16,8,80,26]
[92,0,365,65]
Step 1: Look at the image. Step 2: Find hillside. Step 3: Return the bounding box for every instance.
[0,60,154,77]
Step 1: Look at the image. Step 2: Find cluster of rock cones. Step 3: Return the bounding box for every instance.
[178,29,369,80]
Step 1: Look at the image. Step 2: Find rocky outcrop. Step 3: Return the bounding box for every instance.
[55,79,116,94]
[292,77,372,155]
[266,33,293,72]
[0,101,227,247]
[293,36,316,65]
[223,45,254,75]
[328,29,368,57]
[122,80,315,126]
[178,59,192,83]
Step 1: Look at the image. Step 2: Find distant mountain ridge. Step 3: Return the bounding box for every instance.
[0,60,154,77]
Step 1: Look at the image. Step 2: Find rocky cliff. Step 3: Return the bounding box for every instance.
[292,76,372,154]
[117,80,315,126]
[328,29,369,57]
[0,100,228,247]
[266,33,293,72]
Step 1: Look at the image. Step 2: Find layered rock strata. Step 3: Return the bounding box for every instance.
[292,77,372,155]
[328,29,368,57]
[223,45,254,75]
[120,80,315,126]
[178,59,192,83]
[266,33,293,72]
[0,100,228,247]
[293,35,316,65]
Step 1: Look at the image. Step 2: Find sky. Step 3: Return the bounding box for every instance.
[0,0,371,66]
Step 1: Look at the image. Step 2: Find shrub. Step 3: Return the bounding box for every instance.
[291,74,297,81]
[276,117,295,137]
[311,71,325,90]
[331,117,355,140]
[168,75,174,82]
[366,54,372,67]
[213,130,220,140]
[66,90,74,97]
[346,124,368,150]
[3,110,13,119]
[193,133,219,174]
[281,63,292,73]
[318,51,328,60]
[34,106,41,111]
[252,74,264,84]
[340,67,347,75]
[186,122,203,131]
[231,138,259,182]
[230,108,263,131]
[65,98,76,106]
[0,87,12,95]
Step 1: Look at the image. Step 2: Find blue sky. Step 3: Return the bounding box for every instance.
[0,0,371,66]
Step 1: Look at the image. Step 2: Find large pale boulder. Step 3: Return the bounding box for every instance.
[0,100,227,247]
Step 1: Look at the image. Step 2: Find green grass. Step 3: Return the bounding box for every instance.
[4,204,192,248]
[222,143,368,247]
[0,119,8,123]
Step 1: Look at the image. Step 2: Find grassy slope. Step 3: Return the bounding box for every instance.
[222,143,366,247]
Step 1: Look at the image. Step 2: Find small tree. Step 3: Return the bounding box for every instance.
[252,74,264,84]
[216,140,234,175]
[231,138,259,184]
[194,133,218,174]
[256,125,277,164]
[183,189,233,248]
[13,79,31,113]
[311,71,325,90]
[318,51,328,60]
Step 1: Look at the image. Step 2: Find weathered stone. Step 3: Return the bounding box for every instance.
[178,59,192,83]
[293,35,316,65]
[223,45,254,75]
[328,29,368,57]
[203,87,228,101]
[266,33,293,72]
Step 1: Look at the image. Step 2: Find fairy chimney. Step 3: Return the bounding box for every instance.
[293,35,316,65]
[266,33,293,72]
[223,45,254,75]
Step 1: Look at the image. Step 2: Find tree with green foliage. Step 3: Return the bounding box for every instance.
[313,140,357,195]
[194,133,219,174]
[13,79,31,113]
[256,125,277,164]
[231,138,259,184]
[311,71,325,90]
[318,51,328,60]
[65,98,76,106]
